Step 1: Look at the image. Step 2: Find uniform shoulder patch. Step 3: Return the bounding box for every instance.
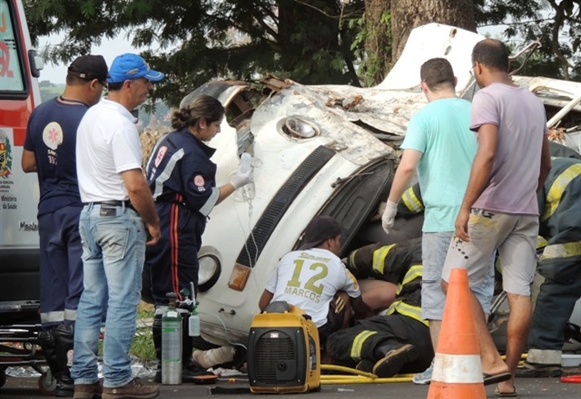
[154,146,167,167]
[194,175,206,189]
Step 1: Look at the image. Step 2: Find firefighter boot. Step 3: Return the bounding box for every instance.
[38,326,74,397]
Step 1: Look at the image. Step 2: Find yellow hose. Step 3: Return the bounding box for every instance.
[317,354,527,385]
[319,364,413,384]
[322,377,412,384]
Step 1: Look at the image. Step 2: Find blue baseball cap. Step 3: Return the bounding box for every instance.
[107,53,164,83]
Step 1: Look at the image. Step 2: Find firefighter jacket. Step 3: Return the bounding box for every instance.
[537,157,581,284]
[345,238,425,325]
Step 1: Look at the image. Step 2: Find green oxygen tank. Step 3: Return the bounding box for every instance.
[161,292,182,385]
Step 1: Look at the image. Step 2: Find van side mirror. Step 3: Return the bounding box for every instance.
[28,49,44,78]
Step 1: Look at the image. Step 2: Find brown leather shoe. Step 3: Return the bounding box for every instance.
[101,378,159,399]
[73,381,103,399]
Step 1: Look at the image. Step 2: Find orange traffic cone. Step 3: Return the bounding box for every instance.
[427,268,486,399]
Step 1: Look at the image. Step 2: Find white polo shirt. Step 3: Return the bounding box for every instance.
[76,98,142,203]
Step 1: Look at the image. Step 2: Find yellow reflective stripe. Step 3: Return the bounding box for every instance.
[348,250,358,270]
[395,283,403,296]
[350,330,378,361]
[391,302,427,326]
[543,164,581,221]
[540,242,581,262]
[401,187,424,213]
[400,265,422,287]
[385,300,399,315]
[395,265,421,295]
[372,244,395,274]
[537,235,548,250]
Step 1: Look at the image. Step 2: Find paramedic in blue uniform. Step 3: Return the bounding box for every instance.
[144,94,253,382]
[21,55,108,397]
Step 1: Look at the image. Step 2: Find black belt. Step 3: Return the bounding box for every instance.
[86,200,136,211]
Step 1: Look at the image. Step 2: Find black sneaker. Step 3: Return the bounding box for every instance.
[56,376,75,397]
[372,344,418,378]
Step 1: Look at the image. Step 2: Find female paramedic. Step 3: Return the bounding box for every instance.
[143,94,253,382]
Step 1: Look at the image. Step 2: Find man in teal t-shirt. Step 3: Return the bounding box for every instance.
[381,57,494,384]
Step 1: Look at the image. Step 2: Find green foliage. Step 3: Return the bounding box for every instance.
[23,0,580,107]
[24,0,365,106]
[474,0,581,81]
[349,11,392,87]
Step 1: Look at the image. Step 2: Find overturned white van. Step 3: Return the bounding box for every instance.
[165,23,581,348]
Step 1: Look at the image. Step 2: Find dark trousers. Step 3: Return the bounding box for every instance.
[145,202,201,305]
[528,267,581,351]
[38,207,83,328]
[326,314,433,373]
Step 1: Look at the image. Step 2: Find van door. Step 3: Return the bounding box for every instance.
[0,0,42,302]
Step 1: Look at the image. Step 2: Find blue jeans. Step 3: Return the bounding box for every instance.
[71,203,146,388]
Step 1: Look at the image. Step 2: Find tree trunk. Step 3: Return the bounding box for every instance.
[363,0,391,85]
[391,0,476,62]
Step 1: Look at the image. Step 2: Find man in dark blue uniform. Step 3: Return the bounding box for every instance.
[21,55,108,397]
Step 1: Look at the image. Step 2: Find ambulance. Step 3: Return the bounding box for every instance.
[0,0,43,306]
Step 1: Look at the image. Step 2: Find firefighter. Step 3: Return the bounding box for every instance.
[326,238,433,377]
[518,156,581,377]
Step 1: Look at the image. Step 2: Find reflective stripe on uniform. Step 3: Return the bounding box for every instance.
[372,244,395,274]
[64,309,77,321]
[399,265,422,290]
[542,164,581,221]
[540,241,581,262]
[41,310,65,324]
[385,300,427,326]
[401,187,424,214]
[350,330,378,361]
[385,265,426,325]
[152,148,185,199]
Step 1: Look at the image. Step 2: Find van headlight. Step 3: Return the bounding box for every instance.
[277,116,320,140]
[198,254,221,292]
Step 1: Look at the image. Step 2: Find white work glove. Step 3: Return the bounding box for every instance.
[381,200,398,234]
[229,159,254,189]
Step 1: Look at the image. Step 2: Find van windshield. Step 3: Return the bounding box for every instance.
[0,0,26,94]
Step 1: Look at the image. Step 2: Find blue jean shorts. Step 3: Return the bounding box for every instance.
[421,231,494,320]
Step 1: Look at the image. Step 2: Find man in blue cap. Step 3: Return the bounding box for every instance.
[71,53,164,399]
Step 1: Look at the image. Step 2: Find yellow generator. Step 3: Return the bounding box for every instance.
[247,302,321,393]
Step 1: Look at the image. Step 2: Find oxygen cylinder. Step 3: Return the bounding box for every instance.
[162,293,182,385]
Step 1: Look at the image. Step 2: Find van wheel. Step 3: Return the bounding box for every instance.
[38,370,56,395]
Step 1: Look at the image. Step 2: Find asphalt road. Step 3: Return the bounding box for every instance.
[2,373,581,399]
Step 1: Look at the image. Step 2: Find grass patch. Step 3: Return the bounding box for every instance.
[132,301,156,362]
[131,327,156,361]
[95,301,157,362]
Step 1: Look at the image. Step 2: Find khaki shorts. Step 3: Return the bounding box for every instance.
[442,209,538,296]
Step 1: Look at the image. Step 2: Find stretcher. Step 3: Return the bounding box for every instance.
[0,300,55,395]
